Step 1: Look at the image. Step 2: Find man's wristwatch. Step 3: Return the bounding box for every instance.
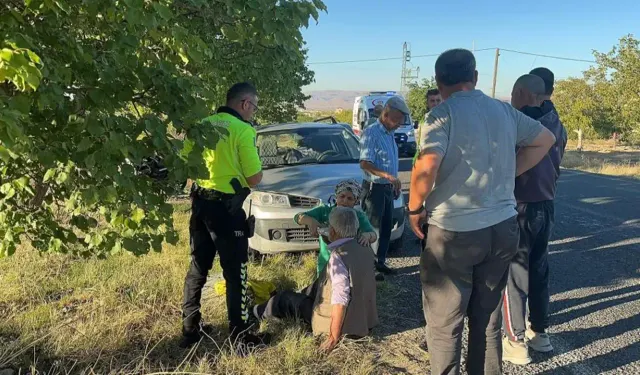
[407,205,425,216]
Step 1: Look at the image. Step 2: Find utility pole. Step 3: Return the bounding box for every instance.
[400,42,408,93]
[491,48,500,98]
[400,42,420,95]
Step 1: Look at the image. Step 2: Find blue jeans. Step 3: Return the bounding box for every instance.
[503,201,554,340]
[361,181,394,265]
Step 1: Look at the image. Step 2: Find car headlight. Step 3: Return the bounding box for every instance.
[250,191,291,208]
[406,130,414,137]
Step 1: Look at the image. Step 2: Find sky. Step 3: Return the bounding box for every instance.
[301,0,640,98]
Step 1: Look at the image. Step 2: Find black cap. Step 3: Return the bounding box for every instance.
[530,67,554,95]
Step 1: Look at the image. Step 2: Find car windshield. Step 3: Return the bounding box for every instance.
[257,127,360,168]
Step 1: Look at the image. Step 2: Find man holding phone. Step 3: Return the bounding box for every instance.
[359,96,407,275]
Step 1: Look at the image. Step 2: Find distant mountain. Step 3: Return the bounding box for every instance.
[303,90,366,111]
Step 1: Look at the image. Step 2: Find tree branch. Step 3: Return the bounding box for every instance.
[29,182,49,209]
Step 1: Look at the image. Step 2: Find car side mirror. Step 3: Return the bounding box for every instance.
[413,122,419,130]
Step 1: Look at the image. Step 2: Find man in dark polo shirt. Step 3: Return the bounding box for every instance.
[502,71,567,365]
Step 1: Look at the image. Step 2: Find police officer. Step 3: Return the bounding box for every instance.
[180,82,265,349]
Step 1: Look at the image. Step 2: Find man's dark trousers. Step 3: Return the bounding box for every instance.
[256,281,317,324]
[361,181,394,265]
[503,201,554,340]
[182,196,250,338]
[420,217,519,375]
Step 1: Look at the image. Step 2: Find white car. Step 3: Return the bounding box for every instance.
[244,122,405,255]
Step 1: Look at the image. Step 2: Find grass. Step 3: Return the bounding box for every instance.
[0,204,381,375]
[562,140,640,179]
[9,138,635,374]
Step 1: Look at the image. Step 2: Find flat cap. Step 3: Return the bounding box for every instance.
[385,96,410,115]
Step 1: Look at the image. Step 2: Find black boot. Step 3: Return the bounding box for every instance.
[231,330,272,357]
[179,331,202,349]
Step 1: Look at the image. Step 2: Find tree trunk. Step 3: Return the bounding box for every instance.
[574,129,583,152]
[29,183,49,208]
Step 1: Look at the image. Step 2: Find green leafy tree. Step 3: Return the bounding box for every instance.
[586,34,640,143]
[0,0,326,257]
[405,77,437,123]
[554,34,640,143]
[553,78,614,139]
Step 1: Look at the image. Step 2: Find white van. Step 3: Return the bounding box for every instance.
[352,91,417,157]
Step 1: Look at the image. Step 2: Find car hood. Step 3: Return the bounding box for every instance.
[257,163,362,201]
[396,125,414,134]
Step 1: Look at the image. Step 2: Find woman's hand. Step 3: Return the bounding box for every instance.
[308,219,321,237]
[358,235,370,247]
[299,215,322,237]
[320,335,340,353]
[358,232,376,246]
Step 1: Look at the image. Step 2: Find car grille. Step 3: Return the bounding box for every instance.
[285,228,318,243]
[289,195,320,208]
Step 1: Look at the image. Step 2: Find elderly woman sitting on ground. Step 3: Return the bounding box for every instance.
[252,207,379,352]
[295,179,377,277]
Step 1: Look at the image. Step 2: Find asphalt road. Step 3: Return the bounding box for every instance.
[389,158,640,375]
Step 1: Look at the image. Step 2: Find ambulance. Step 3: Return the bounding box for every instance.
[352,91,417,157]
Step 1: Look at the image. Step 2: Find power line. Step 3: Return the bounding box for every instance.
[307,48,495,65]
[307,56,401,65]
[307,47,596,65]
[497,48,596,63]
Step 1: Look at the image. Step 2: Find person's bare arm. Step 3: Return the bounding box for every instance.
[296,214,321,236]
[359,161,396,182]
[320,304,347,352]
[409,153,441,210]
[408,152,442,239]
[246,171,263,187]
[516,127,556,176]
[238,126,263,187]
[360,161,401,193]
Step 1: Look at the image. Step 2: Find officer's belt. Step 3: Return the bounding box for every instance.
[192,185,236,201]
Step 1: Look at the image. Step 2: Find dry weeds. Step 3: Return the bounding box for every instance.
[0,205,382,374]
[562,140,640,178]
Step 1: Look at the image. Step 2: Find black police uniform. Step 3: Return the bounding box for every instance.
[181,107,260,346]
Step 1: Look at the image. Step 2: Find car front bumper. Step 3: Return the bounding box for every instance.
[394,132,417,156]
[248,205,406,255]
[397,141,416,156]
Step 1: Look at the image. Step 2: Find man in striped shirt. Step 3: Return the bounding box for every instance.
[359,96,408,275]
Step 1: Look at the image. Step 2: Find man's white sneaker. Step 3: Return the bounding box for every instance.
[502,337,532,365]
[525,329,554,352]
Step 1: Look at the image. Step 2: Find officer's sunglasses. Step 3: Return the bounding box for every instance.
[243,99,259,112]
